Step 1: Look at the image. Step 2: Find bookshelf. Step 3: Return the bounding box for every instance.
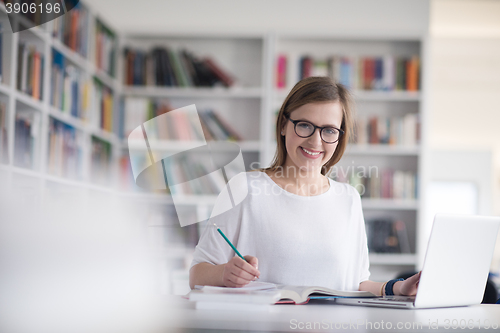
[0,2,122,196]
[0,1,428,290]
[118,34,269,190]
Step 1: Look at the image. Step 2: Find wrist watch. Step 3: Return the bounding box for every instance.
[385,278,404,296]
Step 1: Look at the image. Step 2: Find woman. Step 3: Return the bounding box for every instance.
[189,76,420,296]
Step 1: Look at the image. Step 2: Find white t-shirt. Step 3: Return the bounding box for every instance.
[190,171,370,291]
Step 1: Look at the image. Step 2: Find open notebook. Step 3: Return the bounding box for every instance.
[190,281,375,305]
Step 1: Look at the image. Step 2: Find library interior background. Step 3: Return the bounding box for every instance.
[0,0,499,330]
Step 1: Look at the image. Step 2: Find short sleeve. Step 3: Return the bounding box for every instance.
[355,190,371,283]
[358,223,371,283]
[189,192,245,270]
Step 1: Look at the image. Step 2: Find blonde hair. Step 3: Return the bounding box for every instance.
[265,76,355,176]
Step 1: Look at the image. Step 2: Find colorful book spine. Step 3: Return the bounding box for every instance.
[276,54,287,89]
[51,49,89,119]
[202,57,234,87]
[95,19,116,77]
[332,168,417,200]
[406,56,419,91]
[300,56,312,79]
[353,114,419,146]
[93,78,114,132]
[277,54,420,91]
[206,110,241,141]
[16,43,44,100]
[47,117,82,178]
[312,59,328,77]
[363,58,375,90]
[168,49,189,87]
[339,57,353,88]
[52,2,89,57]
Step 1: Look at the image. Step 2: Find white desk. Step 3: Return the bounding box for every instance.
[160,297,500,332]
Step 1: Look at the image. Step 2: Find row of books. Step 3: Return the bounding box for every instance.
[120,151,241,196]
[123,47,234,87]
[95,19,116,77]
[123,98,241,141]
[14,113,38,169]
[47,117,82,178]
[163,156,237,196]
[0,102,7,163]
[93,79,114,132]
[119,154,169,193]
[198,109,241,141]
[366,218,411,253]
[90,136,112,184]
[353,114,419,146]
[17,43,44,100]
[333,168,418,200]
[276,54,420,91]
[51,49,90,119]
[52,1,89,57]
[119,155,137,191]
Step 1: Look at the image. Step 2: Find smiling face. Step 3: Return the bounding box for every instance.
[281,101,344,175]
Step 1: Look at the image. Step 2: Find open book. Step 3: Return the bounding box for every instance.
[276,285,375,305]
[190,281,376,305]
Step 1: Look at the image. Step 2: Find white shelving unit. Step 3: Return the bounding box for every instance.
[122,86,265,99]
[126,140,261,152]
[117,33,271,213]
[1,2,428,289]
[0,2,123,203]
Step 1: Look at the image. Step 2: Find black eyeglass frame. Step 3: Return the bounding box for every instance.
[286,117,345,144]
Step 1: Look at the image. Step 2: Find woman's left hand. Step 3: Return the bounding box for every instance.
[395,271,421,296]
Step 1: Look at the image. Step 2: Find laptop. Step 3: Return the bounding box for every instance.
[335,214,500,309]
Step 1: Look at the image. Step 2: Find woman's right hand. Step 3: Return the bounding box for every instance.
[221,255,260,287]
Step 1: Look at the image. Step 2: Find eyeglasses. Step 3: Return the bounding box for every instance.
[287,117,344,144]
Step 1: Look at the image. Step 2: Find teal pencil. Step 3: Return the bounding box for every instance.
[213,222,248,262]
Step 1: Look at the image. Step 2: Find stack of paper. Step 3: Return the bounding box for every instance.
[189,281,280,311]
